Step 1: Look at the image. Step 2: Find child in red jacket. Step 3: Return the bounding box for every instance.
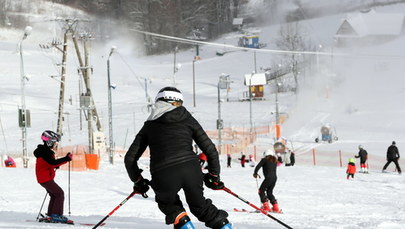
[34,130,72,224]
[346,158,356,179]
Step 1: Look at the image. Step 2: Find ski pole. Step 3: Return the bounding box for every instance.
[68,160,71,216]
[36,193,48,221]
[92,191,137,229]
[222,186,293,229]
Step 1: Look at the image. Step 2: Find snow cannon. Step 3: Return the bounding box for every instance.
[315,124,338,143]
[273,141,286,154]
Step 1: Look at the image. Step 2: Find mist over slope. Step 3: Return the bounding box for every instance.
[0,1,404,167]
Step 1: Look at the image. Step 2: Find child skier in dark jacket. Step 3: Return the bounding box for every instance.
[34,130,72,224]
[125,87,231,229]
[253,149,281,213]
[346,158,356,179]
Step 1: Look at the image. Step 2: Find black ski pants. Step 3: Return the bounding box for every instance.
[258,177,277,204]
[151,160,228,228]
[40,180,65,216]
[383,159,402,172]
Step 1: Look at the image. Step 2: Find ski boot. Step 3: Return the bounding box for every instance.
[272,202,282,213]
[213,218,232,229]
[220,223,232,229]
[49,214,74,224]
[174,212,195,229]
[38,214,51,223]
[261,201,271,213]
[364,168,369,174]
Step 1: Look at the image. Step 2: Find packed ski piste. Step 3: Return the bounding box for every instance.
[19,88,295,229]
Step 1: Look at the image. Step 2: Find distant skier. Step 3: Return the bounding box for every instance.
[355,145,368,173]
[248,154,256,167]
[125,87,232,229]
[34,130,73,224]
[253,149,281,213]
[284,149,296,167]
[226,153,232,168]
[346,158,356,179]
[382,141,402,174]
[239,152,246,167]
[4,155,16,167]
[290,150,295,166]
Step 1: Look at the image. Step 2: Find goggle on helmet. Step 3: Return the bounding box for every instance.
[41,130,61,147]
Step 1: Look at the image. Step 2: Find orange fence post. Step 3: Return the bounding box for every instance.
[275,124,281,139]
[312,148,316,166]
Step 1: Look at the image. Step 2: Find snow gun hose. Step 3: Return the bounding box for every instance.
[92,191,138,229]
[222,187,293,229]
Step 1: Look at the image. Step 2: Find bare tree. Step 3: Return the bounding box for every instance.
[275,21,313,93]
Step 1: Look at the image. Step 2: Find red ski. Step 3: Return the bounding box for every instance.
[233,208,283,214]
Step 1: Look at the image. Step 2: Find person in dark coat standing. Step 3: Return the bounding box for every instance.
[382,141,402,174]
[253,149,281,213]
[226,153,232,168]
[355,145,368,173]
[34,130,72,224]
[239,152,246,167]
[125,87,232,229]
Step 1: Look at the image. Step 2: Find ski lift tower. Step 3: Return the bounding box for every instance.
[41,18,103,154]
[187,27,207,60]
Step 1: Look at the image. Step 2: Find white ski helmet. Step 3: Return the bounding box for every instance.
[263,149,275,157]
[358,145,363,150]
[155,86,183,103]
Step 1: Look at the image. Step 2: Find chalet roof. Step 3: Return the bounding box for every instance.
[336,10,405,37]
[232,18,244,26]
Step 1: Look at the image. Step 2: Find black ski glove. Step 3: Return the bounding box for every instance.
[204,173,224,190]
[253,173,261,179]
[65,153,73,162]
[133,177,150,198]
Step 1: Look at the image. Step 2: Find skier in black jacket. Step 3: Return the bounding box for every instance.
[382,141,402,174]
[355,145,368,173]
[253,149,281,213]
[125,87,231,229]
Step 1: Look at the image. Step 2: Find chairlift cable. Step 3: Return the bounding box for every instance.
[130,28,405,59]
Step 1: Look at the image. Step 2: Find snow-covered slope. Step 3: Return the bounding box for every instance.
[1,160,404,229]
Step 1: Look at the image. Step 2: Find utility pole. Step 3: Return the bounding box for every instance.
[107,46,116,164]
[56,26,69,137]
[275,64,282,139]
[246,72,255,144]
[46,18,102,154]
[217,74,231,155]
[173,46,178,86]
[217,81,223,155]
[192,59,196,107]
[84,34,93,153]
[19,26,32,168]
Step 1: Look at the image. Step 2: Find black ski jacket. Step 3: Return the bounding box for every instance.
[387,145,400,160]
[253,157,277,180]
[125,106,220,182]
[355,149,368,162]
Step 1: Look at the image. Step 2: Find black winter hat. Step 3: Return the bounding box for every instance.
[392,141,396,145]
[155,87,183,102]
